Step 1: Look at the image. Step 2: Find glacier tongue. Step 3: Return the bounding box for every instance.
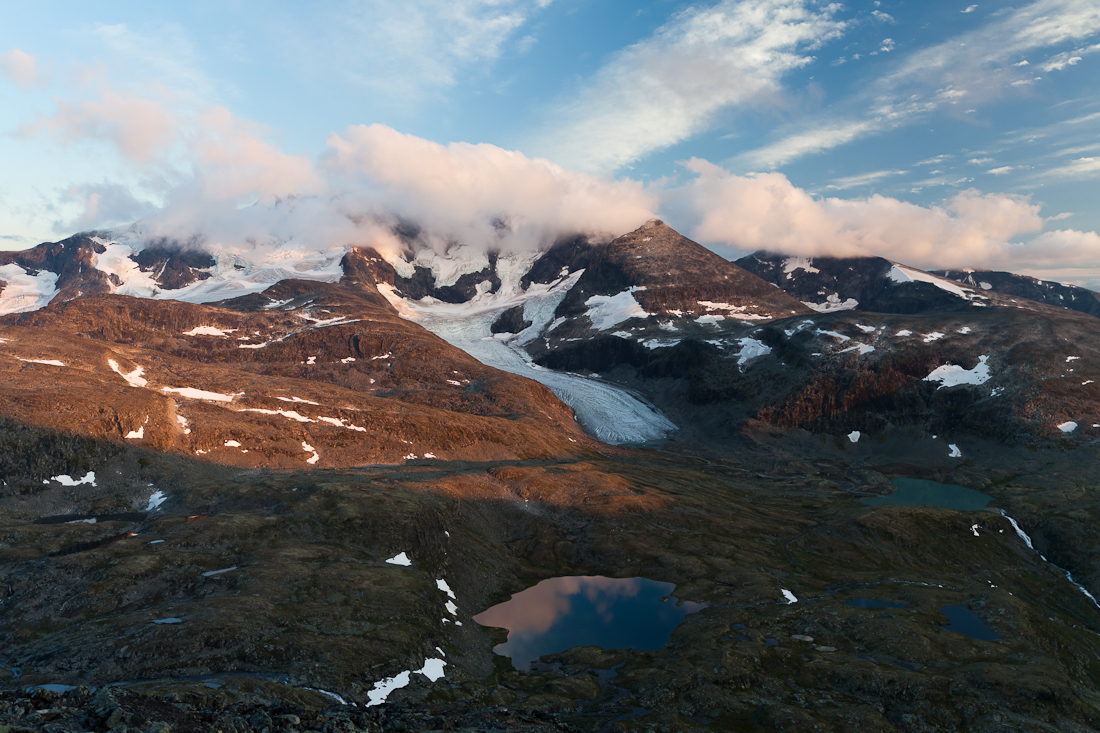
[402,273,676,445]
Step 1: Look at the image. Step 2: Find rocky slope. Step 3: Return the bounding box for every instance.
[934,267,1100,318]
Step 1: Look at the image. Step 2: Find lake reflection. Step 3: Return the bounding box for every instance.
[472,576,705,670]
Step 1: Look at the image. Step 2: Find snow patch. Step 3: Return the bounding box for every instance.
[887,264,973,299]
[948,444,962,458]
[183,326,237,337]
[51,472,96,487]
[277,396,320,405]
[0,264,59,315]
[895,329,913,337]
[302,441,320,464]
[386,552,412,566]
[848,431,860,443]
[202,567,237,577]
[585,288,649,330]
[839,343,875,355]
[782,257,820,276]
[125,427,144,439]
[108,359,148,388]
[146,490,167,511]
[736,337,771,368]
[1057,421,1077,433]
[366,671,411,706]
[923,355,991,389]
[804,294,858,312]
[17,357,65,366]
[781,589,798,604]
[922,332,945,343]
[162,387,240,402]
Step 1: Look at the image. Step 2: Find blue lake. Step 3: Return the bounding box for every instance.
[942,605,1000,641]
[861,478,994,511]
[472,576,705,670]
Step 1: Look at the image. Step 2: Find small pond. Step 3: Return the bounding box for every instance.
[861,478,994,511]
[941,605,1000,641]
[472,576,705,670]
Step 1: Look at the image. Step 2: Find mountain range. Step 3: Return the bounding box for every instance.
[2,219,1099,731]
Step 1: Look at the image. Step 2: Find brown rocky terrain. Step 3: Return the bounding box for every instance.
[555,220,811,323]
[3,222,1100,731]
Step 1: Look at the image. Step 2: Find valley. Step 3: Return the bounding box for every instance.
[1,220,1099,731]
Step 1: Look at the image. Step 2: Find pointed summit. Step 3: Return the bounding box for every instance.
[557,220,811,321]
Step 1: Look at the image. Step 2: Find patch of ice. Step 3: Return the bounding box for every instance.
[341,357,356,363]
[146,490,167,511]
[1057,421,1077,433]
[183,326,237,337]
[445,600,458,616]
[202,567,237,577]
[386,552,412,566]
[887,264,973,299]
[303,688,348,705]
[0,264,59,315]
[979,281,992,290]
[958,326,972,334]
[848,431,860,443]
[922,332,945,343]
[923,355,991,389]
[991,387,1004,396]
[51,472,96,487]
[17,357,65,366]
[839,343,875,355]
[125,427,144,439]
[238,342,270,349]
[436,579,456,599]
[855,324,876,333]
[1084,381,1094,386]
[162,387,240,402]
[585,288,649,330]
[781,589,798,604]
[424,452,437,459]
[108,359,148,388]
[971,524,980,537]
[66,518,96,524]
[176,415,191,434]
[367,671,411,707]
[948,444,962,458]
[302,441,320,464]
[895,329,913,337]
[224,440,242,447]
[305,356,316,365]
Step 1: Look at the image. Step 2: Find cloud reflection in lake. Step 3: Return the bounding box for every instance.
[472,576,705,670]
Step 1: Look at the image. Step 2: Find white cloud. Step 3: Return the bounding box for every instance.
[872,10,895,23]
[532,0,848,172]
[987,165,1015,174]
[962,5,978,13]
[0,49,48,89]
[20,87,178,162]
[879,38,896,53]
[322,123,656,253]
[1038,156,1100,179]
[968,157,994,165]
[666,158,1045,270]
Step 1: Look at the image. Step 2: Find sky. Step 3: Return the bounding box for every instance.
[1,0,1099,287]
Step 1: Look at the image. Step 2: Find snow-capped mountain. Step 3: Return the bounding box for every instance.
[934,268,1100,319]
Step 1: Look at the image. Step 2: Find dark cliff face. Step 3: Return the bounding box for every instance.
[935,268,1100,319]
[556,221,811,321]
[521,233,602,288]
[736,251,987,315]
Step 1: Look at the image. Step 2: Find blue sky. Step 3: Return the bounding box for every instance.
[2,0,1099,286]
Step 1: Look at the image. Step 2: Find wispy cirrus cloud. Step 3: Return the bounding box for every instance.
[735,0,1100,170]
[531,0,849,172]
[269,0,553,104]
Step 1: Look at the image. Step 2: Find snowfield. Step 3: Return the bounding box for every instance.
[923,355,992,389]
